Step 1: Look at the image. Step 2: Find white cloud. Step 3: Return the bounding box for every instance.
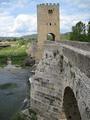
[11,14,37,36]
[0,12,14,36]
[0,13,37,37]
[60,13,89,33]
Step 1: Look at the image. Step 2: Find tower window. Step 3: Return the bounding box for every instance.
[48,9,53,14]
[50,23,51,26]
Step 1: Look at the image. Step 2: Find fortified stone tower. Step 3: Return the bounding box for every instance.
[37,3,60,43]
[36,3,60,59]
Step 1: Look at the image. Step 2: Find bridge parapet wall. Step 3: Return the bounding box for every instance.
[44,41,90,77]
[60,40,90,51]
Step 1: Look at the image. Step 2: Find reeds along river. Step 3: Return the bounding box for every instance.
[0,65,30,120]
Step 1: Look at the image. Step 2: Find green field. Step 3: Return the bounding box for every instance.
[0,40,29,67]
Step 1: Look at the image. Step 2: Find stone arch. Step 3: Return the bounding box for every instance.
[47,33,55,41]
[63,87,81,120]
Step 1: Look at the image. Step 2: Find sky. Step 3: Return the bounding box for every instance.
[0,0,90,37]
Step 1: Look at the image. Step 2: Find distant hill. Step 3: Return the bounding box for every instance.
[0,34,37,41]
[0,37,15,41]
[0,33,70,41]
[22,34,37,40]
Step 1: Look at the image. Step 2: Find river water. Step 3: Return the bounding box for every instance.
[0,65,30,120]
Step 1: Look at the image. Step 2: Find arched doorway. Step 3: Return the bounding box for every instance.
[47,33,55,41]
[63,87,81,120]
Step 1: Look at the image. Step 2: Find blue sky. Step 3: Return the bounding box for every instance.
[0,0,90,37]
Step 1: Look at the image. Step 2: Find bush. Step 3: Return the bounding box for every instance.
[11,113,25,120]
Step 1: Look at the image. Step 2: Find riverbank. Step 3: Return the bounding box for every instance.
[0,40,28,67]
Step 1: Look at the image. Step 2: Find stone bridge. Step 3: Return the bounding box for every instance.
[30,41,90,120]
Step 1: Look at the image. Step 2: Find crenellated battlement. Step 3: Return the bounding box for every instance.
[37,3,59,7]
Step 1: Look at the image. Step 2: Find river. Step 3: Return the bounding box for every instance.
[0,65,30,120]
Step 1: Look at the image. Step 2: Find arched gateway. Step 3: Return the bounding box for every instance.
[47,33,55,41]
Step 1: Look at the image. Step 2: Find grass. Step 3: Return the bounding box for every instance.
[0,40,29,67]
[0,83,17,90]
[11,109,37,120]
[11,113,25,120]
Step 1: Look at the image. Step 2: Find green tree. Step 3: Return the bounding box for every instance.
[87,21,90,41]
[13,38,17,41]
[70,21,87,41]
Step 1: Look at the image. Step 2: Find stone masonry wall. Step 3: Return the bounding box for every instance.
[30,41,90,120]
